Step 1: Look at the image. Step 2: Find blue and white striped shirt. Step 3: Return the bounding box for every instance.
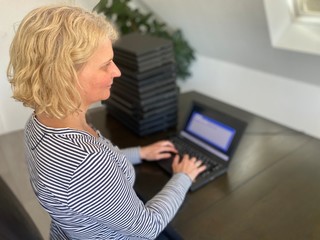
[24,115,191,240]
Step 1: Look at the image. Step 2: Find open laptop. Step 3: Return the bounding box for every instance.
[157,101,247,191]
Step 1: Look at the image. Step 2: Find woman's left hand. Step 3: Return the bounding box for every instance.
[140,140,178,161]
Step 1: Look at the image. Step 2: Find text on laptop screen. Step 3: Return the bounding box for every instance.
[186,111,236,152]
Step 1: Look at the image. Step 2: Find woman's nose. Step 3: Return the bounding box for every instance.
[112,61,121,78]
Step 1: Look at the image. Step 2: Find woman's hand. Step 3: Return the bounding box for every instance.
[172,154,207,182]
[140,140,178,161]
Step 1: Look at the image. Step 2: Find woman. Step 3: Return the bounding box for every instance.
[7,5,206,240]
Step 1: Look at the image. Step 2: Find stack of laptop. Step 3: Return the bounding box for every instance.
[108,33,178,136]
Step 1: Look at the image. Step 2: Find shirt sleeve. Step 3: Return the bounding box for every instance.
[68,149,192,239]
[121,147,142,165]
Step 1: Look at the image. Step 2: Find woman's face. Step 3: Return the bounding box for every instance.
[77,38,121,107]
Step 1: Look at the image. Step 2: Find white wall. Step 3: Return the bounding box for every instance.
[178,54,320,139]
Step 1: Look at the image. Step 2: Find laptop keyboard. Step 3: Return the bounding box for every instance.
[170,137,224,178]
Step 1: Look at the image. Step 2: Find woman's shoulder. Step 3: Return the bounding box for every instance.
[26,114,106,152]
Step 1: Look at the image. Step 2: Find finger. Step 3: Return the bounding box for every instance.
[160,140,175,147]
[190,156,197,162]
[173,154,180,163]
[162,141,176,149]
[163,143,178,153]
[158,152,174,159]
[198,164,207,173]
[160,145,177,152]
[182,154,190,160]
[195,160,202,167]
[172,154,180,165]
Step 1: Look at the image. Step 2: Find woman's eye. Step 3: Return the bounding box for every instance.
[102,61,113,70]
[102,63,111,70]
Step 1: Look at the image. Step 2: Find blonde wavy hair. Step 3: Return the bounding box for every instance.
[7,5,118,118]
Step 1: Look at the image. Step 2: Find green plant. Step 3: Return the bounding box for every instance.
[93,0,195,80]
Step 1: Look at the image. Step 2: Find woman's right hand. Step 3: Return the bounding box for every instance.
[172,154,207,181]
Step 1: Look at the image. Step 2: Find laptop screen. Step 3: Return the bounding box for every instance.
[186,111,236,152]
[181,102,247,162]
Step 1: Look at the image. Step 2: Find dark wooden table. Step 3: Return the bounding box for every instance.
[88,91,320,240]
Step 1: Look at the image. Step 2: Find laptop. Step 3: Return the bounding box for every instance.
[157,101,247,191]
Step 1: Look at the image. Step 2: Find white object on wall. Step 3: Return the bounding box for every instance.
[264,0,320,55]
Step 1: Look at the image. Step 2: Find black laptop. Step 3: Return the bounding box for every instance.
[158,101,247,191]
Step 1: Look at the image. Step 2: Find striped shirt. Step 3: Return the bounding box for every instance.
[24,115,191,240]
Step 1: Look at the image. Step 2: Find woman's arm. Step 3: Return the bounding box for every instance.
[68,150,191,239]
